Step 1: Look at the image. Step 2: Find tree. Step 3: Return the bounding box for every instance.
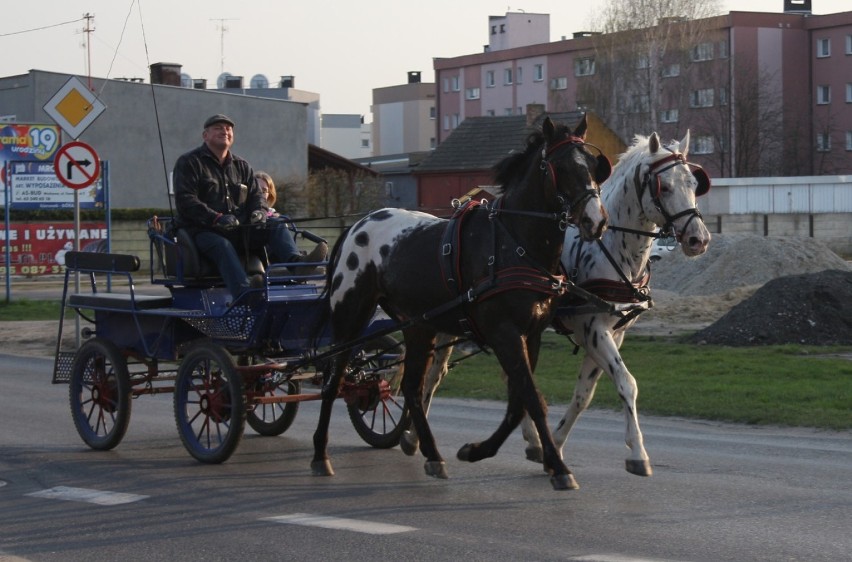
[305,169,385,218]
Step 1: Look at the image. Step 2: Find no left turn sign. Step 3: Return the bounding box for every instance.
[54,141,101,190]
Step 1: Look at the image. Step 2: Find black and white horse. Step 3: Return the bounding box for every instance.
[406,131,711,486]
[312,116,611,490]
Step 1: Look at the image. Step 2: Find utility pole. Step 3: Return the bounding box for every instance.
[210,18,238,74]
[83,13,95,90]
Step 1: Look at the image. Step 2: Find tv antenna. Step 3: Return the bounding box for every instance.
[210,18,238,74]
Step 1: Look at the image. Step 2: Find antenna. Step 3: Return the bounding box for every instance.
[210,18,238,74]
[83,13,95,90]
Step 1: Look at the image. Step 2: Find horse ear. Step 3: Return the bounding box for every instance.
[542,116,555,138]
[681,130,691,158]
[573,114,588,140]
[649,132,660,153]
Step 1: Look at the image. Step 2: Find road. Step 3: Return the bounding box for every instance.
[1,352,851,561]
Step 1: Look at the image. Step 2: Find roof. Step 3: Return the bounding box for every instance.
[415,111,585,174]
[308,144,378,176]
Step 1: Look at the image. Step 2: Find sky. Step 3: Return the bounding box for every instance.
[2,0,849,120]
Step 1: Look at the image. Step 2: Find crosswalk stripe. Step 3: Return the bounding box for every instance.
[261,513,416,535]
[26,486,148,506]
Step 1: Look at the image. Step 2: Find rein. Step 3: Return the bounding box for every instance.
[541,135,602,220]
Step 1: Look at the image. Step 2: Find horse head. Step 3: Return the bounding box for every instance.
[636,131,711,257]
[539,116,609,241]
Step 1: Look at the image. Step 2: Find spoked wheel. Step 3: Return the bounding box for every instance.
[69,337,131,450]
[346,335,409,449]
[246,368,301,436]
[174,340,245,464]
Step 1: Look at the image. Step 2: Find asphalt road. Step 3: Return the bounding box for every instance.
[1,352,851,562]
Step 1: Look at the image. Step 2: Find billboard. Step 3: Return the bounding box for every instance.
[0,123,60,197]
[0,222,107,276]
[6,160,105,209]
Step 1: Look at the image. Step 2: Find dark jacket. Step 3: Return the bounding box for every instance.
[172,143,264,229]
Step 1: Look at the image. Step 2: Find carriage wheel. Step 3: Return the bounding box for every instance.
[69,337,132,451]
[347,335,409,449]
[246,372,301,436]
[174,340,245,464]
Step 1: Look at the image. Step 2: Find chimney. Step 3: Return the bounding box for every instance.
[280,75,295,88]
[150,62,181,86]
[526,103,546,126]
[783,0,812,14]
[408,71,421,84]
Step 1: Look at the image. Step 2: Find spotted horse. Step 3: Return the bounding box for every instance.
[311,116,611,490]
[404,131,711,487]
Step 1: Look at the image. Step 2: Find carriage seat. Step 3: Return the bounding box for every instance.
[151,219,265,286]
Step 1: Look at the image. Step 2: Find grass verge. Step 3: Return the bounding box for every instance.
[0,299,62,321]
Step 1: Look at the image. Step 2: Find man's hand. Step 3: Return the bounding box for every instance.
[250,210,267,224]
[216,214,239,228]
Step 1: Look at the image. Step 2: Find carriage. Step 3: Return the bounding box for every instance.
[51,216,407,464]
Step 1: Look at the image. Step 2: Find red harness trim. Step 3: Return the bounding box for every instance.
[562,274,651,306]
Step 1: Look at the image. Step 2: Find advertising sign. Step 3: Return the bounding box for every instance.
[6,160,105,209]
[0,222,107,276]
[0,123,60,198]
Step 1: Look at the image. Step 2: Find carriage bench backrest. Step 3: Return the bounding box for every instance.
[148,217,265,287]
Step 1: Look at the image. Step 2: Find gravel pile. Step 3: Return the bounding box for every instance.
[648,234,852,346]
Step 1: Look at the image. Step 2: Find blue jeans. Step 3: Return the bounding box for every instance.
[193,222,301,298]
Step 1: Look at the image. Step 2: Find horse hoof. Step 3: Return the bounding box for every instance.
[525,445,544,464]
[424,461,448,479]
[550,473,580,491]
[456,444,473,462]
[626,459,653,477]
[311,459,334,476]
[399,431,418,457]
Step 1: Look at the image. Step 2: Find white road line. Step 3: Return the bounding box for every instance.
[261,513,417,535]
[569,555,682,562]
[26,486,148,506]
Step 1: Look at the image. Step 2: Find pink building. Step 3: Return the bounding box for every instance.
[435,5,852,177]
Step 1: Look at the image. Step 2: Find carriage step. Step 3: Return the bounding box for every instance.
[68,293,173,311]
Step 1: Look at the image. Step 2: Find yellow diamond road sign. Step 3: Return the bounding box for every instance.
[43,76,106,139]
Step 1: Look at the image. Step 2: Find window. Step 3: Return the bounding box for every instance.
[574,57,595,76]
[691,42,714,61]
[533,64,544,81]
[361,139,369,148]
[443,78,449,93]
[630,94,650,113]
[661,109,679,123]
[817,85,831,104]
[486,109,496,116]
[846,83,852,103]
[847,34,852,54]
[662,63,680,78]
[452,113,460,128]
[384,181,394,197]
[636,55,649,69]
[718,40,729,59]
[816,132,831,152]
[451,76,460,92]
[430,137,436,149]
[443,115,450,131]
[491,25,497,35]
[550,77,568,90]
[846,131,852,151]
[504,108,513,115]
[465,87,480,100]
[691,136,714,154]
[516,66,523,84]
[429,106,436,119]
[719,87,728,106]
[690,88,714,108]
[817,38,831,58]
[504,68,513,85]
[486,70,495,88]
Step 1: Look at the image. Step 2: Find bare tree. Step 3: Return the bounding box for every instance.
[582,0,724,142]
[306,169,385,218]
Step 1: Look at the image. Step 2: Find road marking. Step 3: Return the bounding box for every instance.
[261,513,416,535]
[569,556,679,562]
[26,486,148,506]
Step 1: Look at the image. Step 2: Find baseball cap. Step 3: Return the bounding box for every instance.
[204,114,235,128]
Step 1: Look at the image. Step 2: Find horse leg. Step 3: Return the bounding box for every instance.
[400,333,454,456]
[400,327,448,479]
[457,329,578,490]
[580,326,652,476]
[311,355,348,476]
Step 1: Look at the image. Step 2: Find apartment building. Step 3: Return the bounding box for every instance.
[435,5,852,177]
[371,72,436,156]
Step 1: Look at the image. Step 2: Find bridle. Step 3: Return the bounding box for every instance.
[634,150,709,239]
[540,135,609,229]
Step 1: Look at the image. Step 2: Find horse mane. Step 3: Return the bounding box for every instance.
[492,123,573,193]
